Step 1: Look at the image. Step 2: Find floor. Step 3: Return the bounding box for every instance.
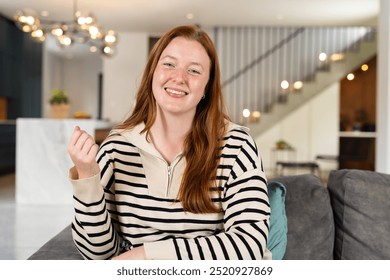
[0,173,73,260]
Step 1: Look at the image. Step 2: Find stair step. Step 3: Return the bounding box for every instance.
[247,39,377,137]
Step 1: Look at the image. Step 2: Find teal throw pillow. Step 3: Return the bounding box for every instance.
[266,181,288,260]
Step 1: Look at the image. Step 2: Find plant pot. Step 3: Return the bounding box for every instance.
[50,103,70,119]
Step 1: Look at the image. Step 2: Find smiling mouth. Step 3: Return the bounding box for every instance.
[165,88,188,96]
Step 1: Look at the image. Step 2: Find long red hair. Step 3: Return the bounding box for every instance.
[115,25,230,213]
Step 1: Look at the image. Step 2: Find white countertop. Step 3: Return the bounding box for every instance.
[15,118,114,205]
[339,131,377,138]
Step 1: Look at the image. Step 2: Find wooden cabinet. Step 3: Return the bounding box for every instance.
[339,55,376,171]
[338,132,375,170]
[95,128,111,145]
[0,97,6,119]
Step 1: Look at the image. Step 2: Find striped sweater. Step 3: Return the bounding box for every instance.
[70,122,271,260]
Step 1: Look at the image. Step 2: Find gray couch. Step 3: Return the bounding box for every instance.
[28,169,390,260]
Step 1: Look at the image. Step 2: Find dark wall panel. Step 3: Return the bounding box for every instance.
[0,14,43,174]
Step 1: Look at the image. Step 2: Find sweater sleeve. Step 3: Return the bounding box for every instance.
[143,135,271,260]
[70,141,121,260]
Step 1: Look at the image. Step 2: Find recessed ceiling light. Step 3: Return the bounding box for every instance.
[361,64,369,71]
[40,10,49,17]
[186,13,194,20]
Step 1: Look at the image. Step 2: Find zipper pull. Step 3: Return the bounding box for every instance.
[166,165,172,197]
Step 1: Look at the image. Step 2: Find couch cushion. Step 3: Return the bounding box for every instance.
[270,174,334,259]
[28,224,83,260]
[266,181,288,260]
[328,169,390,259]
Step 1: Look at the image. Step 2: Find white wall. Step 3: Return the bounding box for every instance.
[42,51,62,117]
[42,45,102,119]
[376,0,390,173]
[62,56,102,118]
[42,32,149,123]
[102,32,149,124]
[256,82,340,177]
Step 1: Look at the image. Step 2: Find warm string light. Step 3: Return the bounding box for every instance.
[13,0,118,57]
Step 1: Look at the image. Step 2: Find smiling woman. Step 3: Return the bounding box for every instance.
[66,25,271,260]
[152,36,210,122]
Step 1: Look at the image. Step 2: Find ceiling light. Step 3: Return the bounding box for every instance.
[51,25,64,37]
[102,45,115,57]
[293,81,303,90]
[31,28,46,42]
[186,13,195,20]
[330,53,344,62]
[252,111,261,119]
[347,73,355,81]
[13,0,118,57]
[242,109,251,118]
[40,11,49,17]
[281,80,289,90]
[58,34,73,47]
[104,30,117,45]
[319,52,327,62]
[361,64,369,71]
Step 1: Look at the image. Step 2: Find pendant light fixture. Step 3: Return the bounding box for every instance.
[13,0,118,57]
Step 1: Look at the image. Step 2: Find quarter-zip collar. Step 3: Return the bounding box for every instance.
[110,123,185,197]
[111,122,162,159]
[108,121,250,198]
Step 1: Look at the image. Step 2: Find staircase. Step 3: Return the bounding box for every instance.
[246,38,377,138]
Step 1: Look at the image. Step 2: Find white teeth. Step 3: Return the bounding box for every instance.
[166,88,186,96]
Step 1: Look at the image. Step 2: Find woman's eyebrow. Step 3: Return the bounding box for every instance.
[160,54,205,68]
[160,55,177,60]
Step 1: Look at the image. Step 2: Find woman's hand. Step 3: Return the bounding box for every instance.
[112,246,147,260]
[67,126,100,179]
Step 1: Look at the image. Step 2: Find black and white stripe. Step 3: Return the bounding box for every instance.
[71,123,270,260]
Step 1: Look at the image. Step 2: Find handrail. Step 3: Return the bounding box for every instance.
[221,27,305,87]
[215,26,376,124]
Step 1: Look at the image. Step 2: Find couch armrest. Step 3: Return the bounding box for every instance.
[28,224,83,260]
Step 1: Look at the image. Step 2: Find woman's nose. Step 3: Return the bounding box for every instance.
[172,68,186,83]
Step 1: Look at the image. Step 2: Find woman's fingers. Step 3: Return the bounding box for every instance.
[67,126,100,178]
[69,126,82,147]
[74,131,91,154]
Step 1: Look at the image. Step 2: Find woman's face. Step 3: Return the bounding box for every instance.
[152,36,210,119]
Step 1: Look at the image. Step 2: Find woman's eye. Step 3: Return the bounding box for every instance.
[163,62,174,68]
[189,69,201,75]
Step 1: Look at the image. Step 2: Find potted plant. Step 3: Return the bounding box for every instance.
[275,139,292,150]
[49,88,70,118]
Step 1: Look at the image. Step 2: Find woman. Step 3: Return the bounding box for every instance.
[67,25,271,260]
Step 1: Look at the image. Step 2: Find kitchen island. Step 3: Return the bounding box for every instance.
[16,118,113,205]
